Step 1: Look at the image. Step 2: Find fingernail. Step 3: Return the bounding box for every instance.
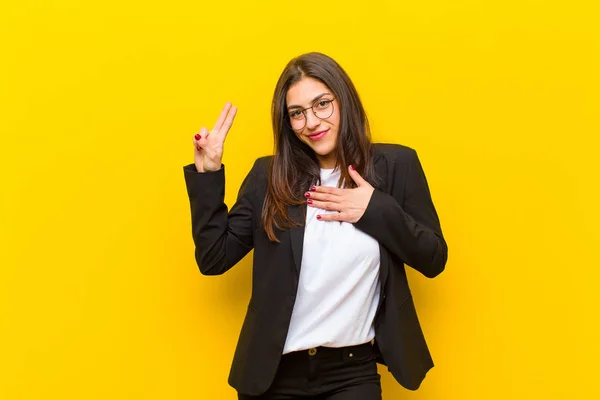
[310,186,316,191]
[350,165,355,171]
[305,192,310,198]
[195,134,201,140]
[307,199,313,204]
[316,215,322,220]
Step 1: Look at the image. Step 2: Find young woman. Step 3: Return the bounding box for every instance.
[183,52,448,399]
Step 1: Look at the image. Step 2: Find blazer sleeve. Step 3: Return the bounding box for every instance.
[354,148,448,278]
[183,160,258,275]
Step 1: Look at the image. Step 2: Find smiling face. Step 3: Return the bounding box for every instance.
[285,77,340,169]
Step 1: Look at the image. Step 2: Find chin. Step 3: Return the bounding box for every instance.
[310,139,335,154]
[312,145,334,157]
[316,149,335,158]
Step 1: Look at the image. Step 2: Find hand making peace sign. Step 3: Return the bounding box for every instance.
[193,102,237,173]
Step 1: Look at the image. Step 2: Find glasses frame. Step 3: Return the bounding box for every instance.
[286,97,336,131]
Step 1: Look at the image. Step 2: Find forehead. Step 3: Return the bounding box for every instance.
[286,77,331,106]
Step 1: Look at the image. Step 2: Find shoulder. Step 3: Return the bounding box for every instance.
[372,143,418,165]
[251,155,273,176]
[241,155,272,191]
[254,155,273,167]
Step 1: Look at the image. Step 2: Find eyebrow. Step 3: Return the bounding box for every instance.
[287,92,332,109]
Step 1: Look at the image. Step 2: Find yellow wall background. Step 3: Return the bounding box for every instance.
[1,0,599,398]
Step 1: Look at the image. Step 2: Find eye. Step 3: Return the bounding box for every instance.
[315,99,332,109]
[289,110,303,119]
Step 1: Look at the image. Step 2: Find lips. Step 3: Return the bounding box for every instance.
[307,129,329,141]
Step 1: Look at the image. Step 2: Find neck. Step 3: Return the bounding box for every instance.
[317,154,336,169]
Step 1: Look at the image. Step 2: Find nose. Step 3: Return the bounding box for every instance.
[304,110,321,130]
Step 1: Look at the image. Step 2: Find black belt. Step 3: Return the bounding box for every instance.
[282,342,374,361]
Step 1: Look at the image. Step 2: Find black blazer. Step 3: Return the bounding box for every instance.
[183,143,448,396]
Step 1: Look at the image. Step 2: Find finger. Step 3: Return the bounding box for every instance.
[211,102,232,133]
[200,127,209,139]
[316,212,346,222]
[196,133,210,150]
[307,200,342,212]
[305,191,341,202]
[348,165,367,187]
[192,135,201,152]
[194,128,208,151]
[312,185,344,195]
[218,105,237,139]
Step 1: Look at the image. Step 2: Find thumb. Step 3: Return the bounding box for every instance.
[348,165,367,187]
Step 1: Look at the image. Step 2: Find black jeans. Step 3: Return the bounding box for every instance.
[238,342,382,400]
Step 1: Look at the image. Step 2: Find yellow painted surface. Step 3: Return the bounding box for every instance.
[1,0,598,398]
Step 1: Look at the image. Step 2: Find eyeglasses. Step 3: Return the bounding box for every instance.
[287,97,336,131]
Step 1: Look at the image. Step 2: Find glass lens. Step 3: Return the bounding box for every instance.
[289,111,306,130]
[313,99,334,119]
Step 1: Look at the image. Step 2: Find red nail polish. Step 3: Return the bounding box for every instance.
[305,192,310,198]
[350,165,355,170]
[316,215,322,220]
[311,186,316,191]
[195,134,201,140]
[307,199,313,204]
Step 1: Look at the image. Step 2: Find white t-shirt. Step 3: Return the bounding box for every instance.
[282,167,381,353]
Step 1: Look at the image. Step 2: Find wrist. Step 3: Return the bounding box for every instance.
[200,164,222,173]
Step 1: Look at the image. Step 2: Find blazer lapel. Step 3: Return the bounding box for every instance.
[372,153,390,290]
[288,203,306,277]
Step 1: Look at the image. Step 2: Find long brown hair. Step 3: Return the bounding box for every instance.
[262,52,379,242]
